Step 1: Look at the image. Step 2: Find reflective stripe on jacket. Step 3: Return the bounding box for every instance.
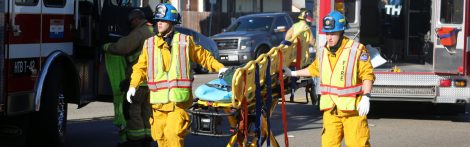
[147,33,192,104]
[318,39,363,111]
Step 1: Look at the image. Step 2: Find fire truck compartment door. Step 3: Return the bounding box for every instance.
[9,1,42,58]
[433,0,467,73]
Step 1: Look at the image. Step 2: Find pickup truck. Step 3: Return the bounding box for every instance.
[211,13,294,65]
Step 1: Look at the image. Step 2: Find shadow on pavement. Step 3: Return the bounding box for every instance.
[368,101,470,122]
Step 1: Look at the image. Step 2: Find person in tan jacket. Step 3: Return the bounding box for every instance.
[102,9,154,146]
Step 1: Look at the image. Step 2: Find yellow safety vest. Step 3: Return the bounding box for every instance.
[318,40,363,111]
[146,32,192,104]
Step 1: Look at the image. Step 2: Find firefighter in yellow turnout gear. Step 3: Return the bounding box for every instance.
[126,3,227,147]
[282,8,316,68]
[283,11,375,147]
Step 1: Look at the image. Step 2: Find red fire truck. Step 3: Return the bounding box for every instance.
[0,0,158,146]
[315,0,469,110]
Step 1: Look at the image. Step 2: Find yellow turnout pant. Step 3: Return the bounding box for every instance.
[322,109,370,147]
[150,104,190,147]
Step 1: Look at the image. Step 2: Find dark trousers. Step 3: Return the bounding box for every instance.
[123,86,152,141]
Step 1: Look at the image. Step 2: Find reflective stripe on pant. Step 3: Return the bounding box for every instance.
[322,109,370,147]
[150,105,190,147]
[123,87,152,141]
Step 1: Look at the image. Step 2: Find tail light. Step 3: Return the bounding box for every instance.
[440,79,451,87]
[440,79,467,87]
[454,79,467,87]
[458,66,464,74]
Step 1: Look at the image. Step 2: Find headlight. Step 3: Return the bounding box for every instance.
[240,39,254,50]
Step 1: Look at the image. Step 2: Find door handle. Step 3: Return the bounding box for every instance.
[13,24,22,36]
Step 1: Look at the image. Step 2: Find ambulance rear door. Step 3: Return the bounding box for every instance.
[433,0,467,74]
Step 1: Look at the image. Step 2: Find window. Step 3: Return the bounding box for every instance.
[274,16,288,29]
[440,0,463,24]
[335,0,356,23]
[344,0,356,23]
[204,0,221,12]
[227,17,274,32]
[111,0,153,7]
[44,0,66,7]
[112,0,150,7]
[15,0,39,6]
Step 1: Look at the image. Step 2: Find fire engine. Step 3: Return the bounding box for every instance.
[316,0,469,109]
[0,0,159,146]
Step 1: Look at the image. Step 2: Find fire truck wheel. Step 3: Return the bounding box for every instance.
[255,46,269,57]
[30,62,68,146]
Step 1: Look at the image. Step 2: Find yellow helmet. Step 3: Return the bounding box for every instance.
[298,8,313,23]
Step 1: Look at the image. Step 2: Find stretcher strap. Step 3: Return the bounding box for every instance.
[278,50,289,147]
[265,56,272,147]
[295,37,302,69]
[238,72,248,145]
[254,63,262,147]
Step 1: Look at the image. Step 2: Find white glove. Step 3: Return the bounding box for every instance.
[282,67,297,77]
[357,95,370,116]
[126,87,136,103]
[218,67,229,78]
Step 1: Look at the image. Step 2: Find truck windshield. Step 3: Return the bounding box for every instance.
[226,17,273,32]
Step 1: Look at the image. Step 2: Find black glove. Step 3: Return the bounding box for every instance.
[281,40,292,46]
[120,78,131,92]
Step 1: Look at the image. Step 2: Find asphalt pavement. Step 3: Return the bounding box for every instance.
[66,73,470,147]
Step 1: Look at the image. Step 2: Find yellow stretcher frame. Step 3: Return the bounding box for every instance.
[191,28,311,147]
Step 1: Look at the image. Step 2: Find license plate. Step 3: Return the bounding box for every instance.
[228,55,238,61]
[11,58,39,75]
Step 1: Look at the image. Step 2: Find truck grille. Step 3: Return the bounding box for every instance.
[214,39,238,50]
[372,85,436,98]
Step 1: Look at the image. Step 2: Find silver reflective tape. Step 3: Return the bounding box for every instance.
[147,37,155,83]
[179,34,188,78]
[346,41,359,86]
[148,84,157,90]
[149,80,192,89]
[169,80,192,87]
[155,82,169,88]
[320,85,362,95]
[318,48,324,81]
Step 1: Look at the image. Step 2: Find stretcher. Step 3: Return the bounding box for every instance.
[189,29,316,147]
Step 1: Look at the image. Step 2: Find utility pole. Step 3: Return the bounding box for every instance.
[209,0,216,36]
[260,0,263,12]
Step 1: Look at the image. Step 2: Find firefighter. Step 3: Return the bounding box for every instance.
[281,8,316,70]
[126,3,228,147]
[282,8,316,47]
[102,9,154,146]
[283,11,374,147]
